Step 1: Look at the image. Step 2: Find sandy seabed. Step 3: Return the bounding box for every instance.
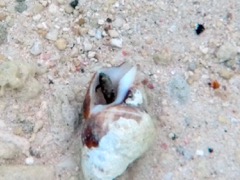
[0,0,240,179]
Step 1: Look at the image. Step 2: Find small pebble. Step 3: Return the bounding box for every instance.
[102,30,108,37]
[216,42,238,62]
[78,18,86,26]
[78,27,88,36]
[188,61,197,71]
[218,69,234,80]
[88,29,96,37]
[195,24,205,35]
[110,38,122,48]
[46,29,59,41]
[152,50,172,66]
[55,38,68,50]
[218,116,229,124]
[169,74,190,104]
[13,127,24,136]
[48,3,58,14]
[37,22,48,30]
[199,46,209,54]
[196,150,204,156]
[95,29,102,39]
[83,39,92,51]
[145,36,154,44]
[64,5,74,14]
[70,46,79,57]
[70,0,78,9]
[30,41,43,56]
[208,148,214,153]
[87,51,96,58]
[168,24,177,33]
[15,2,28,13]
[106,18,112,23]
[98,19,105,25]
[32,14,42,22]
[108,29,119,38]
[168,133,177,140]
[187,72,201,84]
[209,80,220,89]
[25,156,34,165]
[32,2,44,14]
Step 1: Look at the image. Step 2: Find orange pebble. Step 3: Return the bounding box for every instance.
[211,80,220,89]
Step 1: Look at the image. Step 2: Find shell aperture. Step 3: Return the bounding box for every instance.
[95,72,115,104]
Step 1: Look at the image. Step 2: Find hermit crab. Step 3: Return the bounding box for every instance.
[81,63,156,180]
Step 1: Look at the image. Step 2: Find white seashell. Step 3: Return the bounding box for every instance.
[81,63,156,180]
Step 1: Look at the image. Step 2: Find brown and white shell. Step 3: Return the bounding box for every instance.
[80,63,156,180]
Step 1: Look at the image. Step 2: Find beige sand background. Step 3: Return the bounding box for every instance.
[0,0,240,179]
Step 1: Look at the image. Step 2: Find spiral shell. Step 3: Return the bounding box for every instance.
[81,63,156,180]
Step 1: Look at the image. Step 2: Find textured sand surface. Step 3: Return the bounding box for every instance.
[0,0,240,179]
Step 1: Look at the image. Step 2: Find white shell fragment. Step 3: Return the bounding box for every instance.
[81,63,156,180]
[30,41,43,56]
[110,38,122,48]
[125,89,143,106]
